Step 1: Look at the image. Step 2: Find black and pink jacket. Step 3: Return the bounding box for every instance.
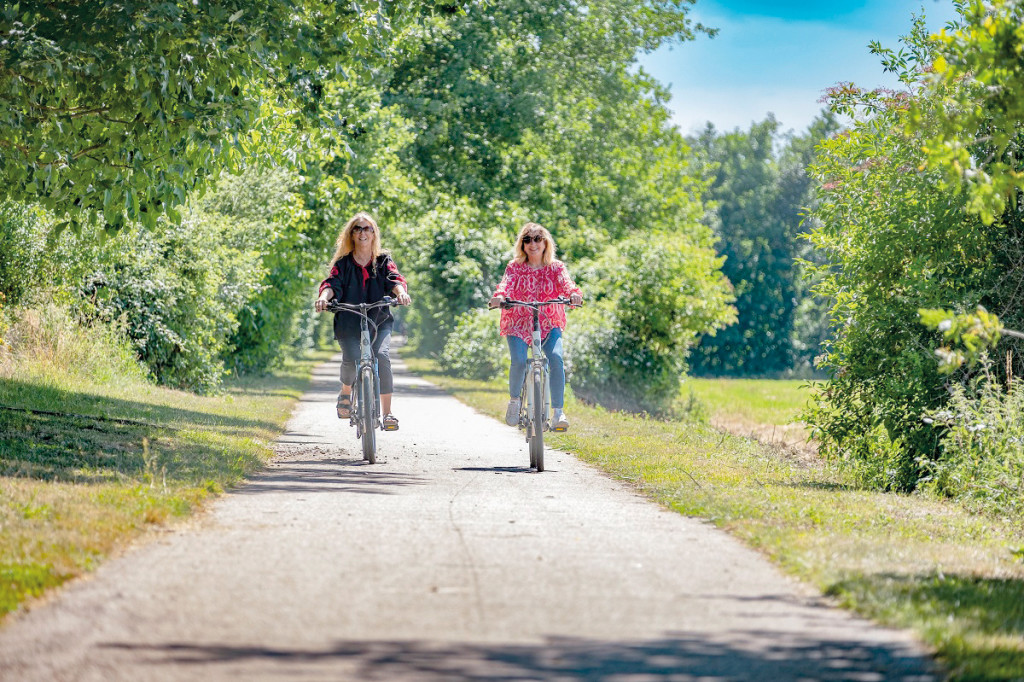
[320,253,408,340]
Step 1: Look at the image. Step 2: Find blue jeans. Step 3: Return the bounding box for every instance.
[507,327,564,409]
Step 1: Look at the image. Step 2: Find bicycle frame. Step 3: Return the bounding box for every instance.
[519,304,550,436]
[325,297,396,463]
[354,307,380,430]
[493,297,576,471]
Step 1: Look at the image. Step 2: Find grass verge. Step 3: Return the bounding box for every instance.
[0,348,332,619]
[683,377,814,454]
[403,355,1024,682]
[684,377,809,426]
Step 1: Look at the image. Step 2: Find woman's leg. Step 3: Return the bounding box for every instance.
[507,336,529,399]
[338,334,360,394]
[504,335,529,426]
[336,334,360,417]
[373,323,395,414]
[542,327,565,409]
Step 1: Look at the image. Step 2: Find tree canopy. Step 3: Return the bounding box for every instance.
[2,0,738,415]
[0,0,430,233]
[912,0,1024,223]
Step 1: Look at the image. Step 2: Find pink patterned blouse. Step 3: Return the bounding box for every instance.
[492,260,582,343]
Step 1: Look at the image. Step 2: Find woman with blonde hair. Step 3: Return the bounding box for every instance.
[315,212,411,430]
[489,222,583,431]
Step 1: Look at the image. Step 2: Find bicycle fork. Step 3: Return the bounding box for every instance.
[523,330,551,438]
[357,327,382,432]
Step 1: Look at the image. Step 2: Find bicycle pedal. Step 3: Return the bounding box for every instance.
[552,425,568,432]
[383,424,399,432]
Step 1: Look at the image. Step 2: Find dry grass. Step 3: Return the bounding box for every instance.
[0,306,329,618]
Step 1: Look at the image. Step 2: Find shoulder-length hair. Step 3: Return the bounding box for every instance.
[512,222,556,266]
[328,212,383,273]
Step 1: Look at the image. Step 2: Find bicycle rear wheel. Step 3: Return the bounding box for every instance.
[360,367,376,463]
[530,369,545,471]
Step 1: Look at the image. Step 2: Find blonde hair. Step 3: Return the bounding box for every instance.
[513,222,556,266]
[328,212,383,273]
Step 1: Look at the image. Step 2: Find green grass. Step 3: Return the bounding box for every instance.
[684,377,811,426]
[404,355,1024,682]
[0,316,331,618]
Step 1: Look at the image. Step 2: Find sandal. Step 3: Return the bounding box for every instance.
[336,393,351,419]
[382,414,399,432]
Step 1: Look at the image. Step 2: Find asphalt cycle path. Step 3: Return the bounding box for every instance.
[0,354,937,681]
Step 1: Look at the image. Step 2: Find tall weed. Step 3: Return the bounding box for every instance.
[923,357,1024,516]
[0,305,146,388]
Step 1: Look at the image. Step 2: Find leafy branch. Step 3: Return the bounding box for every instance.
[919,306,1024,374]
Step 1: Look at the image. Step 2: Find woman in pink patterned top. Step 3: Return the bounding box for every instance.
[489,222,583,431]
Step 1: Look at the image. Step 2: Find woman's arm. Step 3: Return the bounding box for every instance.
[315,262,343,312]
[555,262,583,305]
[383,256,412,305]
[489,263,514,307]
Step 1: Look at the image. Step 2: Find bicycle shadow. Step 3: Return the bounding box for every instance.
[455,466,542,474]
[232,457,428,496]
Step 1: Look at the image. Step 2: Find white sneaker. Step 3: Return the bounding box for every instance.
[505,398,521,426]
[552,409,569,432]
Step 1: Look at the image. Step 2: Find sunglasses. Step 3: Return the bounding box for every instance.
[352,224,374,233]
[521,235,544,244]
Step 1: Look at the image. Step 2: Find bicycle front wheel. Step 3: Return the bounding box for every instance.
[530,369,545,471]
[360,367,376,464]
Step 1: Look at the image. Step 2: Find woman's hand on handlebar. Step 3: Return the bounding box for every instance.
[488,295,505,309]
[569,293,583,307]
[393,286,412,306]
[314,290,333,313]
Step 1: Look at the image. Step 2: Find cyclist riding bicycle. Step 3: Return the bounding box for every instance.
[315,212,411,431]
[488,222,583,432]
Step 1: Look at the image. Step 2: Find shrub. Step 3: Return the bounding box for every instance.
[439,309,506,381]
[803,23,1020,489]
[80,216,264,393]
[394,198,518,354]
[568,233,735,416]
[922,358,1024,516]
[0,202,50,307]
[566,301,646,410]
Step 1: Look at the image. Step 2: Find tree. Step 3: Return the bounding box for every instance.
[911,0,1024,223]
[382,0,714,250]
[372,0,736,414]
[687,113,840,377]
[803,15,1024,490]
[0,0,429,233]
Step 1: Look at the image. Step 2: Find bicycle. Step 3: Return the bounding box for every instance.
[325,297,397,464]
[490,296,579,472]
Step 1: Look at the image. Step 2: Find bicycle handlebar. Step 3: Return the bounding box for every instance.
[489,297,581,310]
[324,296,397,314]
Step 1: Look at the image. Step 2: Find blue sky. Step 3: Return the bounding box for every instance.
[637,0,961,135]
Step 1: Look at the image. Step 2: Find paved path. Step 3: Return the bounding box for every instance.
[0,356,937,681]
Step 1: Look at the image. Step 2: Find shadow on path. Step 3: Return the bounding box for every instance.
[232,458,428,496]
[102,632,936,681]
[456,466,538,475]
